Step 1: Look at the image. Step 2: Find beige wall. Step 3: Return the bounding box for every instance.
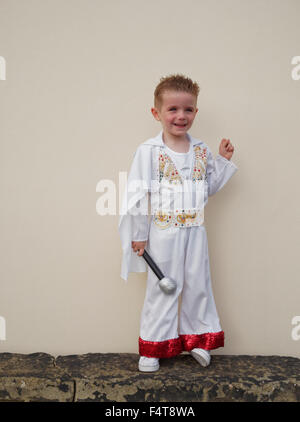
[0,0,300,358]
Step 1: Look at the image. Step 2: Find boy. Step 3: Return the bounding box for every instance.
[119,74,237,372]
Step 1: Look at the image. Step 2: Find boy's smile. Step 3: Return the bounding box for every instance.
[151,90,198,143]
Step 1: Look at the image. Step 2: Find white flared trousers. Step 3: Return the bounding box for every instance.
[139,222,224,358]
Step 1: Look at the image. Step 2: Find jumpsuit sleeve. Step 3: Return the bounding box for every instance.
[206,146,238,196]
[132,197,150,242]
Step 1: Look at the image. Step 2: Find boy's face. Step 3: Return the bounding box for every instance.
[151,90,198,138]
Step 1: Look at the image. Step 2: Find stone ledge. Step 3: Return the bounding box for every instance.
[0,353,299,402]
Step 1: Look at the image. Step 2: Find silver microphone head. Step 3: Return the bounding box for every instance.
[159,277,177,294]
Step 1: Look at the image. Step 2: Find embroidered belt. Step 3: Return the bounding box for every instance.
[153,209,204,229]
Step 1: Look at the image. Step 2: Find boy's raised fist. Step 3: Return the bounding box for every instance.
[219,138,234,161]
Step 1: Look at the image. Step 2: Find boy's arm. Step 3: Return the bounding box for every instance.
[131,198,149,257]
[131,199,149,241]
[206,144,238,196]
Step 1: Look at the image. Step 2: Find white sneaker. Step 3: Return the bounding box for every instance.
[138,356,160,372]
[190,348,211,367]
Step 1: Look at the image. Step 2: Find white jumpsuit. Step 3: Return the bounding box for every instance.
[119,130,238,358]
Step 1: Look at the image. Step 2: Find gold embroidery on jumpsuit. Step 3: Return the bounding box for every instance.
[154,145,207,229]
[159,152,182,184]
[192,145,207,181]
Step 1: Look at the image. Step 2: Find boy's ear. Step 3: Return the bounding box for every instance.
[151,107,160,121]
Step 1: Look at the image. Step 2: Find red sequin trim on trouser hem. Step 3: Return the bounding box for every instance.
[180,331,224,351]
[139,337,182,358]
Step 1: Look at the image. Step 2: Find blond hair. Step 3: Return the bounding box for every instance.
[154,74,200,110]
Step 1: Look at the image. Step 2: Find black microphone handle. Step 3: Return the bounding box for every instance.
[142,249,164,281]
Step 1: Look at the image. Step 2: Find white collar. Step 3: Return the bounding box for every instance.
[142,130,203,148]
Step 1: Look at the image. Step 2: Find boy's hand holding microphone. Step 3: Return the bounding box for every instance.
[131,240,176,294]
[132,241,147,256]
